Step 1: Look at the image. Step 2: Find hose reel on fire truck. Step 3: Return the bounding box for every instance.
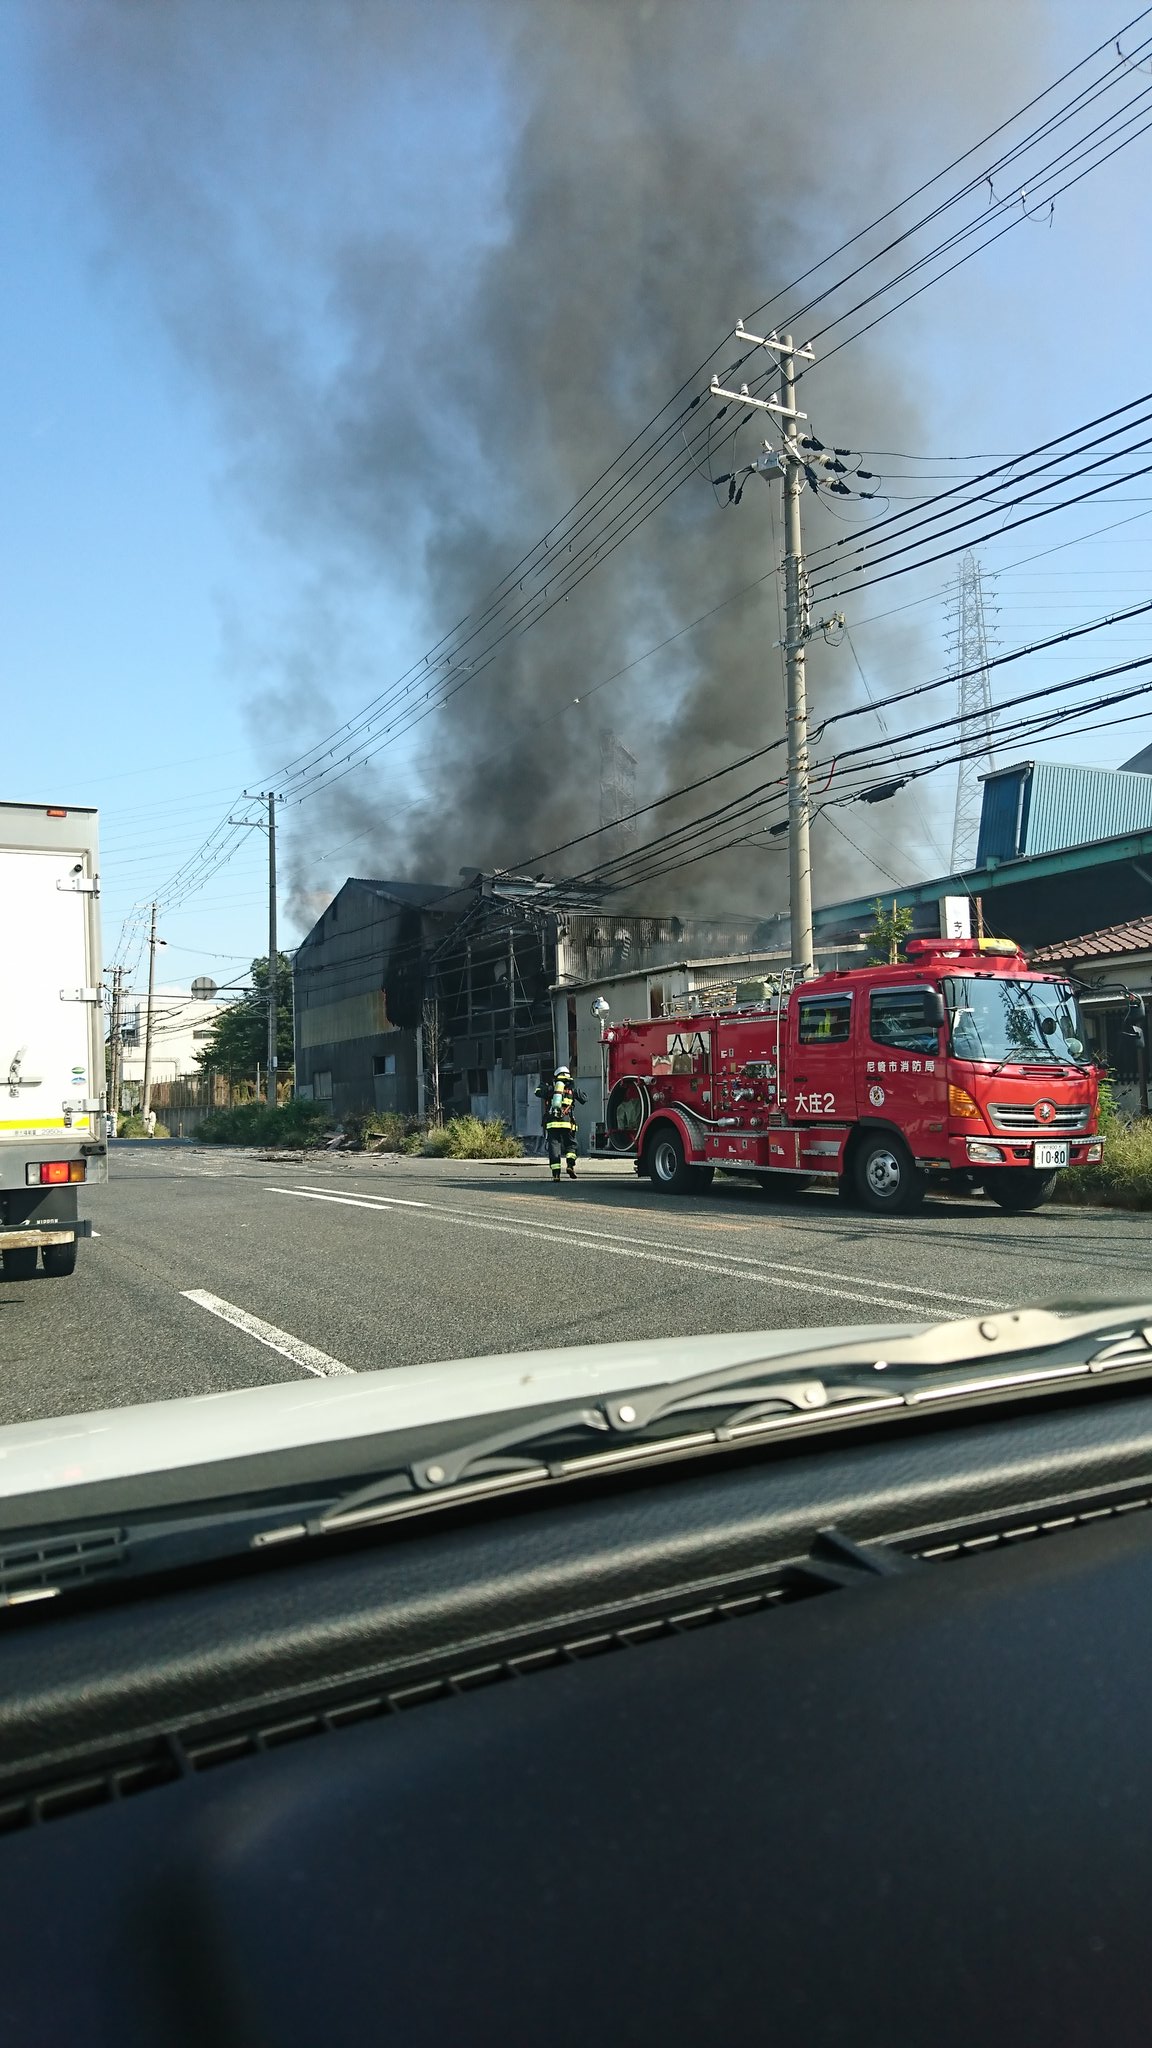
[604,1077,651,1152]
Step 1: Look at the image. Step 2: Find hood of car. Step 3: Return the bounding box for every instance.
[0,1320,917,1505]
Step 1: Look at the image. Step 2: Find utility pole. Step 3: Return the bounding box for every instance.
[141,905,159,1120]
[106,964,124,1134]
[266,791,278,1106]
[711,323,816,976]
[231,794,280,1105]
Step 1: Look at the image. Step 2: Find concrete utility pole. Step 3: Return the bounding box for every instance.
[711,324,816,977]
[233,794,280,1104]
[266,791,278,1106]
[106,964,124,1134]
[141,905,159,1119]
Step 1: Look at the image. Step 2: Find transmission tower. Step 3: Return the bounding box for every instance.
[947,552,998,870]
[599,729,637,866]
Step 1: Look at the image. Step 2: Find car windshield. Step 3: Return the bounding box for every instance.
[945,978,1089,1067]
[1,5,1149,1555]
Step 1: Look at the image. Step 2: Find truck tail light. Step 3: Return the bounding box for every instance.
[25,1161,86,1186]
[949,1084,983,1119]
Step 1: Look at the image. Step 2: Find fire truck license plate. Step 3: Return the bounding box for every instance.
[1034,1142,1069,1169]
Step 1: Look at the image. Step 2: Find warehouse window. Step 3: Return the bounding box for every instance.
[373,1053,396,1077]
[797,995,852,1044]
[312,1070,333,1100]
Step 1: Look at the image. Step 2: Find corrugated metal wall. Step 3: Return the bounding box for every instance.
[1025,761,1152,854]
[977,760,1152,865]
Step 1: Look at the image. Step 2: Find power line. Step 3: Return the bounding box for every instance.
[567,653,1152,893]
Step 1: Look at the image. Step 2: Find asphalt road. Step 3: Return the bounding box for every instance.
[1,1143,1150,1425]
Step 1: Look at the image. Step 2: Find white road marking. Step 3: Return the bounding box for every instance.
[266,1187,987,1316]
[181,1288,355,1377]
[288,1184,998,1310]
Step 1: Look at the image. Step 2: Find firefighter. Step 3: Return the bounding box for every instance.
[535,1065,586,1181]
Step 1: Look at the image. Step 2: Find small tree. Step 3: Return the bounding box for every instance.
[866,897,914,966]
[193,955,295,1089]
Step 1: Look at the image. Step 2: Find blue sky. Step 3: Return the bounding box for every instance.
[4,0,1152,991]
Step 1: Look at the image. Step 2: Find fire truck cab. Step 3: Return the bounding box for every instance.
[595,937,1104,1215]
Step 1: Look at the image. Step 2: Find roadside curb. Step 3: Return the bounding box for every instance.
[1051,1188,1152,1213]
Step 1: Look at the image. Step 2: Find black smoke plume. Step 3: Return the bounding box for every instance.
[33,0,1039,926]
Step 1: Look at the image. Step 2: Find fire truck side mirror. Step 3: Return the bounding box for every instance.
[926,991,947,1030]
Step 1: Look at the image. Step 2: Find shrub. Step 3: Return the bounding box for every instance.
[196,1100,332,1147]
[431,1116,523,1159]
[1060,1110,1152,1210]
[117,1114,170,1138]
[342,1109,420,1151]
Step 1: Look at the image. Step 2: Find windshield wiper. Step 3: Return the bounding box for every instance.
[6,1306,1152,1606]
[254,1304,1152,1546]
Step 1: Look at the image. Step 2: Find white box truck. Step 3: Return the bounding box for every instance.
[0,801,106,1279]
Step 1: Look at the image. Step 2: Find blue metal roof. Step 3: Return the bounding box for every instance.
[976,760,1152,863]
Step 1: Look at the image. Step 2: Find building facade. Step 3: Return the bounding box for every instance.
[1032,916,1152,1117]
[292,878,460,1119]
[117,992,239,1092]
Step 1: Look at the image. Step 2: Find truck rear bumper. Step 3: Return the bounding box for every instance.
[0,1220,91,1250]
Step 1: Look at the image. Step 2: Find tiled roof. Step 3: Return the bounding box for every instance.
[1032,916,1152,962]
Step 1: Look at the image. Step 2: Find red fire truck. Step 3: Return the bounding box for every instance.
[594,936,1104,1215]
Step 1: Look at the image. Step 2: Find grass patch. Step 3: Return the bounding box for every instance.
[195,1099,333,1147]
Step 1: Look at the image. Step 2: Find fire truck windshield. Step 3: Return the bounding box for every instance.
[944,976,1088,1067]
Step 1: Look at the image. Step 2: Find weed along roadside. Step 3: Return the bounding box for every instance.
[1054,1111,1152,1211]
[192,1101,525,1159]
[187,1099,1152,1204]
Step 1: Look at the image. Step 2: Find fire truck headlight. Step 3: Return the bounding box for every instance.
[1086,1141,1104,1162]
[949,1084,983,1119]
[966,1140,1005,1164]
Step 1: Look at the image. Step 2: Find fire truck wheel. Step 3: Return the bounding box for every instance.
[984,1168,1058,1212]
[854,1133,925,1215]
[646,1126,707,1195]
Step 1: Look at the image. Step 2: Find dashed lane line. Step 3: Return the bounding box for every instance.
[265,1187,991,1317]
[182,1288,355,1377]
